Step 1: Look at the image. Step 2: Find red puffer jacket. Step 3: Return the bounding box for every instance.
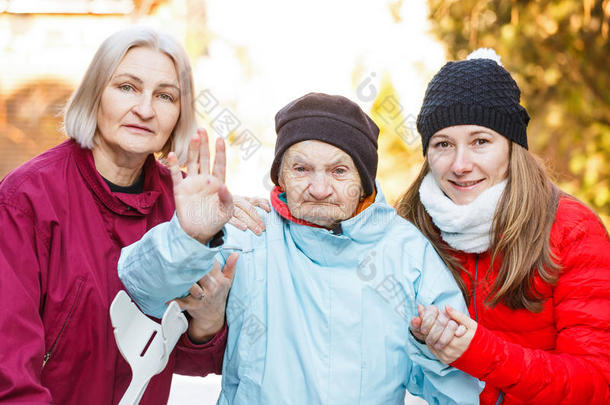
[450,197,610,404]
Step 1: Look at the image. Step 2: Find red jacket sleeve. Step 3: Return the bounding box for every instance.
[452,202,610,404]
[0,204,54,404]
[173,322,227,376]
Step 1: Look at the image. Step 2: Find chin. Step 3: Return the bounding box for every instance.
[451,195,477,205]
[296,212,335,227]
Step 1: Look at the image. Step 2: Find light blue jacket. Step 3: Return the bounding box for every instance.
[119,190,482,404]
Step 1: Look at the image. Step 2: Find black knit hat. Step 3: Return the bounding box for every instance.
[417,49,530,154]
[271,92,379,196]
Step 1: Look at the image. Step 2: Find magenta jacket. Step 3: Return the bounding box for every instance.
[0,140,227,405]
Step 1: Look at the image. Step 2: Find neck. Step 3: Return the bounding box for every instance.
[91,142,147,187]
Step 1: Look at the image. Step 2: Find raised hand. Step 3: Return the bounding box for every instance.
[168,129,233,244]
[172,253,239,343]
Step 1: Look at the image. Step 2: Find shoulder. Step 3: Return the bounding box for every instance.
[386,212,434,250]
[551,196,610,286]
[551,195,608,248]
[380,213,447,274]
[0,140,75,213]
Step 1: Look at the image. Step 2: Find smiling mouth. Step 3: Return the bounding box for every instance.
[449,179,484,187]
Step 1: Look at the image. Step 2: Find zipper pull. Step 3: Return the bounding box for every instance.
[42,352,50,368]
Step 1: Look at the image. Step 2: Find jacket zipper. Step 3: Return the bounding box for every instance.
[43,311,72,368]
[473,254,479,321]
[474,254,504,404]
[42,280,85,368]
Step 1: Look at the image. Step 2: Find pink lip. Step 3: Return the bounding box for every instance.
[124,124,153,133]
[448,179,484,190]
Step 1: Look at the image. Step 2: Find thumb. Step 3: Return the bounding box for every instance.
[222,253,239,281]
[218,184,234,209]
[446,305,476,328]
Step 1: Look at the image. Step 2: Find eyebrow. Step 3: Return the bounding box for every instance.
[113,73,180,92]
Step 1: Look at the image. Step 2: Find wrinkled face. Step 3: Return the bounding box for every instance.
[427,125,510,205]
[96,46,181,160]
[279,140,364,228]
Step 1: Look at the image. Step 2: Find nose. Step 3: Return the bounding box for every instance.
[308,173,333,200]
[450,147,473,175]
[132,94,155,120]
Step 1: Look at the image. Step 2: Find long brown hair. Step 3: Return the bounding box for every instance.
[396,144,560,311]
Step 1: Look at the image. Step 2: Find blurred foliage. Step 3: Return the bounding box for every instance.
[0,80,73,178]
[427,0,610,228]
[369,74,424,204]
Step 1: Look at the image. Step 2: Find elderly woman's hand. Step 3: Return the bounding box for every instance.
[168,128,233,244]
[410,304,477,364]
[229,196,270,235]
[172,253,239,343]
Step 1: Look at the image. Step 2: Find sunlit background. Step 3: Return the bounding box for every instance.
[1,0,608,403]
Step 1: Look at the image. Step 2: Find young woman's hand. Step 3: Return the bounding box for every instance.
[411,304,477,364]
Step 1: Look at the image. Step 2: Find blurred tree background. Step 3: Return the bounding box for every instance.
[426,0,610,226]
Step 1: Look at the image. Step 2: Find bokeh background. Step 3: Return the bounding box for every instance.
[1,1,608,403]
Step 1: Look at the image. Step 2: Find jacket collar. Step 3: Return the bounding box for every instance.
[275,182,397,265]
[72,140,163,216]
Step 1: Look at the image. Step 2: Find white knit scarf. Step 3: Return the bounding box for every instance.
[418,173,506,253]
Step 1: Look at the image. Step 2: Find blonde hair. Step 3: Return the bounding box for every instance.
[63,27,195,161]
[396,143,560,311]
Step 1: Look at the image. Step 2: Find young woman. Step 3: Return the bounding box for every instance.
[404,49,610,405]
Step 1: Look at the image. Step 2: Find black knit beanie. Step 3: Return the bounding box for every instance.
[271,92,379,196]
[417,49,530,154]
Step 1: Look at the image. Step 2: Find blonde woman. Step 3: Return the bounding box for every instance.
[0,28,231,404]
[404,49,610,404]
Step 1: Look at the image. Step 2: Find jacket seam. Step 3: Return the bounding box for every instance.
[0,202,51,250]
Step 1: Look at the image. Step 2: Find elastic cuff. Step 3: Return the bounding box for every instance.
[208,229,225,248]
[181,321,228,350]
[450,323,503,379]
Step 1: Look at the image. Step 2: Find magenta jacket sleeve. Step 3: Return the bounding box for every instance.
[173,322,228,376]
[0,204,54,404]
[451,208,610,404]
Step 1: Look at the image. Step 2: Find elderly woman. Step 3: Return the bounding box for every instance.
[0,28,229,404]
[118,93,482,404]
[404,50,610,404]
